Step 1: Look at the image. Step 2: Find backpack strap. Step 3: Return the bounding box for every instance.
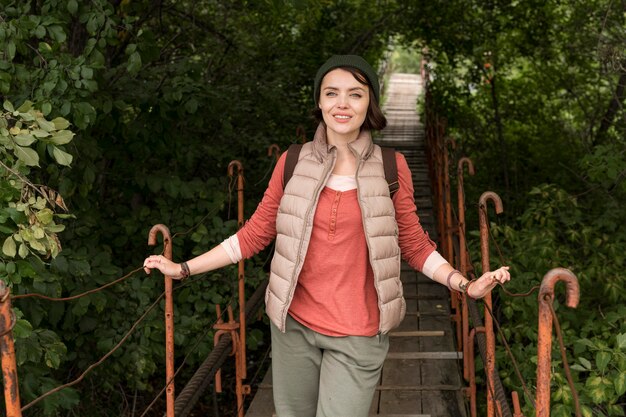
[381,146,399,197]
[283,143,303,189]
[283,143,399,197]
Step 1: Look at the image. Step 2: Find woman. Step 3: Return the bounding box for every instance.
[143,55,510,417]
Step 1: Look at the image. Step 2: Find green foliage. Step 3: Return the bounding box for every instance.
[0,98,77,412]
[1,0,402,414]
[410,1,625,414]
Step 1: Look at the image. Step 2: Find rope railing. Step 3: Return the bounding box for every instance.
[424,77,581,417]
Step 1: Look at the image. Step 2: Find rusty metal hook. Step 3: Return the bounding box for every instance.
[458,157,475,177]
[148,224,175,417]
[539,268,580,308]
[536,268,580,417]
[228,160,244,178]
[148,224,172,257]
[479,191,503,216]
[267,144,281,159]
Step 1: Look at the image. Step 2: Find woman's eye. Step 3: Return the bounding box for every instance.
[351,93,362,98]
[325,91,337,96]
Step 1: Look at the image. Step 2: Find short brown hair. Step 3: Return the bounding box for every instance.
[312,66,387,131]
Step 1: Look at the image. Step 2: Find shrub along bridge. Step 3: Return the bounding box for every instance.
[0,68,581,417]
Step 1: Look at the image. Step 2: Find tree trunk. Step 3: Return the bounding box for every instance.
[594,71,626,145]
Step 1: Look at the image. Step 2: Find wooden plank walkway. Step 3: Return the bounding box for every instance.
[246,73,466,417]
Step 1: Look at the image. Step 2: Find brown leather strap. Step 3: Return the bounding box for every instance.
[283,143,303,188]
[381,146,399,197]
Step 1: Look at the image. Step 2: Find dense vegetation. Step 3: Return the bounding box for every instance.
[0,0,624,416]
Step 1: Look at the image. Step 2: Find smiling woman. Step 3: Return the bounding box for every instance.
[143,54,510,417]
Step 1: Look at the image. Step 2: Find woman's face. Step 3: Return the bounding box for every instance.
[318,68,370,142]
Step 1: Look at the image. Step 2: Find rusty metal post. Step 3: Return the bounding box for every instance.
[0,282,22,417]
[443,137,456,264]
[466,326,485,417]
[457,157,475,379]
[536,268,579,417]
[478,191,503,417]
[434,127,445,255]
[227,160,251,417]
[512,391,524,417]
[228,161,246,380]
[148,224,175,417]
[443,138,462,351]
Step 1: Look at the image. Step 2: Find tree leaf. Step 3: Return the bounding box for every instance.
[3,100,14,112]
[596,351,611,373]
[51,117,70,130]
[67,0,78,14]
[615,371,626,396]
[617,333,626,349]
[579,357,592,370]
[127,51,142,74]
[18,243,28,258]
[51,146,73,166]
[31,129,50,138]
[13,319,33,338]
[2,236,16,257]
[37,117,56,132]
[42,102,52,116]
[35,209,54,225]
[7,41,16,61]
[50,130,74,145]
[14,145,40,166]
[14,133,36,146]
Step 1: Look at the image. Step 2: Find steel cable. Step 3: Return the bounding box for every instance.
[21,290,166,412]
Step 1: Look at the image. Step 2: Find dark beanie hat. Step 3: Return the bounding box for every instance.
[314,55,380,104]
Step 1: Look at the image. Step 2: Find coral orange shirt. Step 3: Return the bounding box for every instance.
[237,151,436,336]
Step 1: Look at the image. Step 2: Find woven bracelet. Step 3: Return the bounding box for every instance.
[180,262,190,280]
[446,270,461,290]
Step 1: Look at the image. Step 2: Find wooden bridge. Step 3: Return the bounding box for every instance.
[246,73,466,417]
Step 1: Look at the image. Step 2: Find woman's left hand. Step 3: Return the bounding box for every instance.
[467,266,511,299]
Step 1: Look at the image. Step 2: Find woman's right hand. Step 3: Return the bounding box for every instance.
[143,255,183,279]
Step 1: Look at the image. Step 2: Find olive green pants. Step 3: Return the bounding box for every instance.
[270,315,389,417]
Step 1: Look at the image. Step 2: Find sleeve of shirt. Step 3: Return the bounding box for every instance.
[393,152,438,271]
[235,152,287,259]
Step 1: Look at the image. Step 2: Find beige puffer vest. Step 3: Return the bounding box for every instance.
[265,124,405,334]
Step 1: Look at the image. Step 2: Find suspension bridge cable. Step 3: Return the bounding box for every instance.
[21,289,166,412]
[12,266,143,301]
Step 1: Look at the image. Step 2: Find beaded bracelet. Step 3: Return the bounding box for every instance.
[180,262,190,280]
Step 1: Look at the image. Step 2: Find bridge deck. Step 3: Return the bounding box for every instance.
[246,73,466,417]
